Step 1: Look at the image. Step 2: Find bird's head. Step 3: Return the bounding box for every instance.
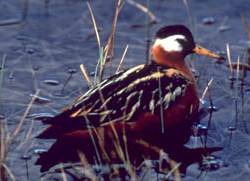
[152,25,224,67]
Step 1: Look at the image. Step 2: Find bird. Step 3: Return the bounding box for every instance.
[36,25,224,172]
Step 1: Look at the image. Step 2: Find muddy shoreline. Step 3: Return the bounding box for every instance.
[1,0,250,180]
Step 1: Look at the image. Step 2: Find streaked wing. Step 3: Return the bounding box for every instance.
[43,63,190,129]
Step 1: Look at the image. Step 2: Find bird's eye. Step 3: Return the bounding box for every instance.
[176,38,193,52]
[176,38,187,45]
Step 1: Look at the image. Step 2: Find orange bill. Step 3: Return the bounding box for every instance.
[193,44,225,61]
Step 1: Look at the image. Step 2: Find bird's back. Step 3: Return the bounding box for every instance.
[38,62,197,139]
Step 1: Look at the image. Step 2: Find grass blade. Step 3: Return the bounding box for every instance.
[116,45,129,73]
[126,0,157,23]
[8,89,40,144]
[87,1,101,49]
[200,78,214,101]
[99,0,124,81]
[226,43,233,76]
[80,64,93,88]
[0,54,6,101]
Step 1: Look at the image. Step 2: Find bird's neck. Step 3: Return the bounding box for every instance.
[152,45,196,83]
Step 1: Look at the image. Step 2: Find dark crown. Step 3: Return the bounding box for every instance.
[156,25,194,42]
[156,25,196,53]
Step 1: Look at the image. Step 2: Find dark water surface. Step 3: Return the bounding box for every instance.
[1,0,250,180]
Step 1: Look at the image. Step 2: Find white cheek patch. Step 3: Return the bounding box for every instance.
[154,35,187,52]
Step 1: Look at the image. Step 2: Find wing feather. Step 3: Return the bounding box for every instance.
[42,63,190,131]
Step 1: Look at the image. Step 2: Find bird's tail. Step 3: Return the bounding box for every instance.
[36,125,68,139]
[36,130,95,172]
[35,152,58,172]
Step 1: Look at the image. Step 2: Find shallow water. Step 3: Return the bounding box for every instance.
[1,0,250,180]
